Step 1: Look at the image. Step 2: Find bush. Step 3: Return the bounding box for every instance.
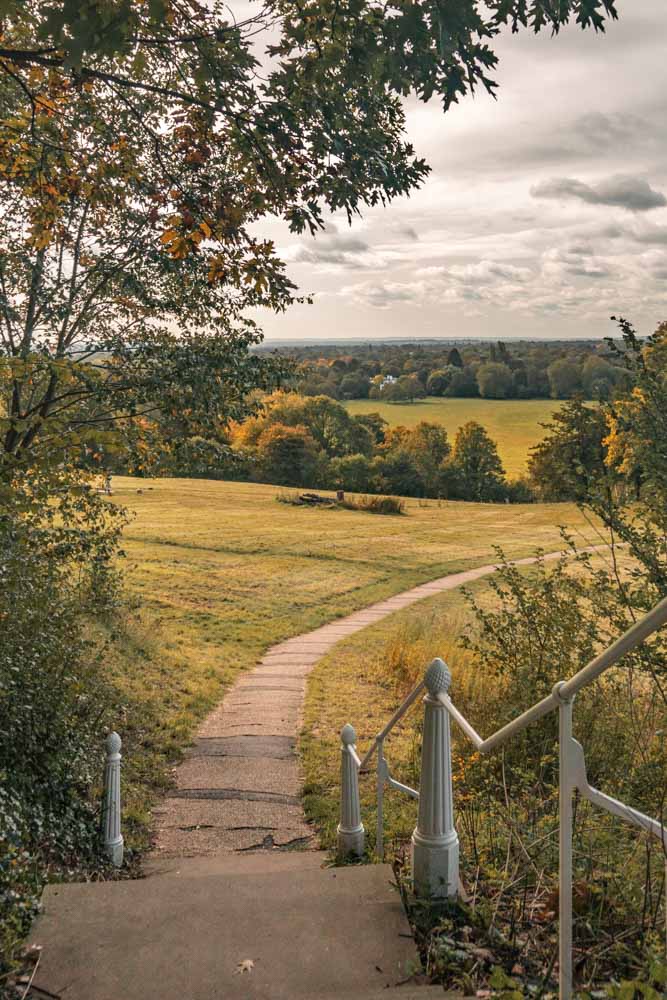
[339,494,405,515]
[0,470,124,979]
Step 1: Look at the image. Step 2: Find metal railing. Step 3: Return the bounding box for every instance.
[337,595,667,999]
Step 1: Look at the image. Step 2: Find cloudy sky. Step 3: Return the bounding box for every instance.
[250,1,667,341]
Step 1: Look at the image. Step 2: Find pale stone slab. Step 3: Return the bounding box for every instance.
[30,865,416,1000]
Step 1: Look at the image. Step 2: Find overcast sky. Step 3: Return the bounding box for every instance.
[249,1,667,342]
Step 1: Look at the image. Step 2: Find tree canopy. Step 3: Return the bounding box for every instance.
[0,0,619,471]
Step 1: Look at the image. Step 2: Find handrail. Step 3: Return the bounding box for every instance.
[560,594,667,700]
[357,679,425,770]
[338,593,667,1000]
[438,595,667,755]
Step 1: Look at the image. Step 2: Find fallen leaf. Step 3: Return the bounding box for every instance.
[235,959,255,974]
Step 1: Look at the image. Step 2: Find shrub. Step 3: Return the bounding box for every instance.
[340,494,405,515]
[0,470,124,979]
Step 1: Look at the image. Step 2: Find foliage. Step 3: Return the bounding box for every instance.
[0,2,619,130]
[230,392,524,501]
[0,52,291,471]
[477,361,513,399]
[448,421,506,501]
[382,421,451,495]
[528,400,613,502]
[339,493,405,516]
[292,339,625,403]
[328,453,374,493]
[254,422,322,487]
[548,357,583,399]
[0,468,126,979]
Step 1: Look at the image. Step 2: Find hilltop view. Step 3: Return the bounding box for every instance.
[1,3,665,1000]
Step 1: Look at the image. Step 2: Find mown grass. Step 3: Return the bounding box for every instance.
[104,476,592,848]
[344,397,561,476]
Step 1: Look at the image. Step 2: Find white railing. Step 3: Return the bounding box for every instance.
[337,595,667,999]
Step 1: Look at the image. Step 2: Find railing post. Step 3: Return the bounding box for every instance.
[337,724,365,860]
[102,731,124,868]
[555,682,575,1000]
[412,659,459,898]
[376,738,386,861]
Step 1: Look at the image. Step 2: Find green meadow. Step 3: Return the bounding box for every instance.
[344,397,561,476]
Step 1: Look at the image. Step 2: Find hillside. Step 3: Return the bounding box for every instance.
[108,476,594,843]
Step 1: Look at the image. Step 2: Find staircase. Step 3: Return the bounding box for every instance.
[29,852,454,1000]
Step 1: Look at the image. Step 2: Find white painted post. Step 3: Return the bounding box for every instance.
[556,684,575,1000]
[102,731,124,868]
[337,724,365,859]
[411,659,459,898]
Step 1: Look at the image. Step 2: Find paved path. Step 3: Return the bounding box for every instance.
[151,550,578,859]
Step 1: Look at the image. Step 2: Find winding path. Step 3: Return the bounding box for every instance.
[150,550,576,859]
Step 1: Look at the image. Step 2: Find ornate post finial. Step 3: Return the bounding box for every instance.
[424,658,451,697]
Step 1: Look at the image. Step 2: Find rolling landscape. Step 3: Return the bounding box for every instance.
[2,3,666,1000]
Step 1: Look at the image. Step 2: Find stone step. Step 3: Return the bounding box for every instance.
[143,849,329,879]
[308,991,459,999]
[30,863,419,1000]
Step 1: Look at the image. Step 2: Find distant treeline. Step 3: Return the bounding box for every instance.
[276,339,631,402]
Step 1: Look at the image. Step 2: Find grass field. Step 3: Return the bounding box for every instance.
[107,476,594,845]
[344,398,561,476]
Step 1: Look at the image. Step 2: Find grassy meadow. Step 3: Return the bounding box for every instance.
[107,476,593,845]
[344,397,560,476]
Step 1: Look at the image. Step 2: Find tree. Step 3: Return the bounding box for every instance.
[426,368,452,396]
[405,421,451,494]
[328,453,373,493]
[351,412,387,446]
[232,392,375,458]
[581,355,625,399]
[448,421,506,501]
[547,358,583,399]
[447,347,464,368]
[603,319,667,530]
[0,3,619,469]
[254,423,321,487]
[339,373,370,399]
[477,362,513,399]
[444,367,479,398]
[371,449,424,497]
[397,374,426,401]
[527,400,612,502]
[0,62,290,473]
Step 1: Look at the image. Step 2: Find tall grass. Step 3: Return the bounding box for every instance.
[302,569,666,995]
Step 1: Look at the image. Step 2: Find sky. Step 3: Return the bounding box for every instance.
[248,1,667,342]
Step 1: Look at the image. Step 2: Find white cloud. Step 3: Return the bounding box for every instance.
[248,0,667,341]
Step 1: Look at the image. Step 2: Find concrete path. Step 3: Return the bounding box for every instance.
[151,550,574,859]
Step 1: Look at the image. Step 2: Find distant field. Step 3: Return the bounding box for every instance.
[107,477,594,843]
[345,397,561,476]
